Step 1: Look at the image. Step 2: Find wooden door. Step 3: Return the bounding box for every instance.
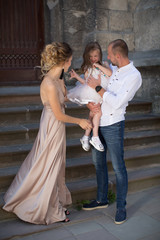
[0,0,44,85]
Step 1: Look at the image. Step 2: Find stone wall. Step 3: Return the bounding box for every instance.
[45,0,160,112]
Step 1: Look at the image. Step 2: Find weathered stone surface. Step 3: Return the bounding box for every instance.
[96,0,128,11]
[63,0,95,11]
[153,96,160,113]
[95,32,119,52]
[63,11,86,33]
[63,9,95,34]
[135,0,160,11]
[123,33,135,51]
[47,0,59,10]
[96,9,109,31]
[134,0,160,51]
[128,0,141,11]
[136,66,160,111]
[50,2,63,42]
[109,11,133,31]
[95,32,134,52]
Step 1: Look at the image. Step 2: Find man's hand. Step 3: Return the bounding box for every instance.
[87,74,101,89]
[87,102,101,114]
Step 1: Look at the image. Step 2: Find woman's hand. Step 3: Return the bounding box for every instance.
[69,69,79,80]
[87,102,101,114]
[79,119,92,130]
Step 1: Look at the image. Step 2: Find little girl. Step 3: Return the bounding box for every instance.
[67,42,112,152]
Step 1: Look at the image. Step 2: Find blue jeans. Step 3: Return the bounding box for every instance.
[92,121,128,209]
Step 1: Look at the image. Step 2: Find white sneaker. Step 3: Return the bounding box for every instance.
[90,137,104,152]
[80,137,90,151]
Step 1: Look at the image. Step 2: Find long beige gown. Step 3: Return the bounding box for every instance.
[3,79,72,225]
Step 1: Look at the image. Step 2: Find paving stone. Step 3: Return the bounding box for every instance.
[76,228,119,240]
[65,221,103,235]
[11,228,73,240]
[100,212,160,240]
[138,231,160,240]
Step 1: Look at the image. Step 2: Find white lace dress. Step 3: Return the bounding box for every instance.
[67,68,109,105]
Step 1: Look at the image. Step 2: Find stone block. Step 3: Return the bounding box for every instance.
[63,9,95,34]
[96,0,128,11]
[109,11,133,31]
[50,4,63,42]
[63,0,95,11]
[137,65,160,100]
[96,9,109,31]
[64,31,84,50]
[123,33,135,51]
[153,96,160,113]
[128,0,141,11]
[95,32,123,52]
[134,2,160,51]
[95,32,134,52]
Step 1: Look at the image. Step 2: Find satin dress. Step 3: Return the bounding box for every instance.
[3,79,72,225]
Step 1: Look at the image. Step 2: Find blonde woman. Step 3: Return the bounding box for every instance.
[3,42,92,225]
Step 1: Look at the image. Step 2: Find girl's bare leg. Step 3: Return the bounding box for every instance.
[84,111,93,136]
[90,110,104,152]
[92,110,102,137]
[80,111,93,151]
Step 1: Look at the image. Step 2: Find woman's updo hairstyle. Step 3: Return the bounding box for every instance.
[41,42,72,76]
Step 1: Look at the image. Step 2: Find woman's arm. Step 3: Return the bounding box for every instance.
[47,83,92,130]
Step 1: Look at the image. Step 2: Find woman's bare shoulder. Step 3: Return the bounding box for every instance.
[41,76,57,90]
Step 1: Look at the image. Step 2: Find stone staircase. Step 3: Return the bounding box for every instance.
[0,86,160,222]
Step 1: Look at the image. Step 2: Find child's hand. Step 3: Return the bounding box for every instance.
[103,61,110,68]
[93,63,100,69]
[69,69,79,80]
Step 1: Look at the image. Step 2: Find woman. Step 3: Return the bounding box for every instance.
[3,42,92,225]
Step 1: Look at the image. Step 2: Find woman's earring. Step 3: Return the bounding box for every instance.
[60,68,64,79]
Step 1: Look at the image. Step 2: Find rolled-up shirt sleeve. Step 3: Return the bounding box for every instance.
[103,73,142,110]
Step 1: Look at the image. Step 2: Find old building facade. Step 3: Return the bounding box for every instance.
[0,0,160,111]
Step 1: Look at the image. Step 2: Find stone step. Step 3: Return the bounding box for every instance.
[125,114,160,131]
[0,164,160,221]
[0,86,41,106]
[0,100,152,125]
[66,143,160,181]
[0,104,89,125]
[68,164,160,202]
[0,86,152,113]
[0,128,160,168]
[0,143,160,192]
[0,114,160,146]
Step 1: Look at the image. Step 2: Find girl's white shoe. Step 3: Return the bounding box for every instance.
[90,137,104,152]
[80,137,90,151]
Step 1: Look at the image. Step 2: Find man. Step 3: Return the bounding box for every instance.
[82,39,142,224]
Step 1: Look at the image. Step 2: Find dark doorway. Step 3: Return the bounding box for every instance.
[0,0,44,85]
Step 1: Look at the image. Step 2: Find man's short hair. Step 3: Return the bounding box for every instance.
[109,39,128,57]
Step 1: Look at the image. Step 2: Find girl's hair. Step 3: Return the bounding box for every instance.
[81,42,102,73]
[41,42,72,77]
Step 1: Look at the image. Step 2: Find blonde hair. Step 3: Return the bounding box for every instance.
[41,42,72,77]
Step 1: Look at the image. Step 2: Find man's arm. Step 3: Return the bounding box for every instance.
[88,73,142,109]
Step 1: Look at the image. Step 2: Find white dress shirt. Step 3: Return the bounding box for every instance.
[100,62,142,126]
